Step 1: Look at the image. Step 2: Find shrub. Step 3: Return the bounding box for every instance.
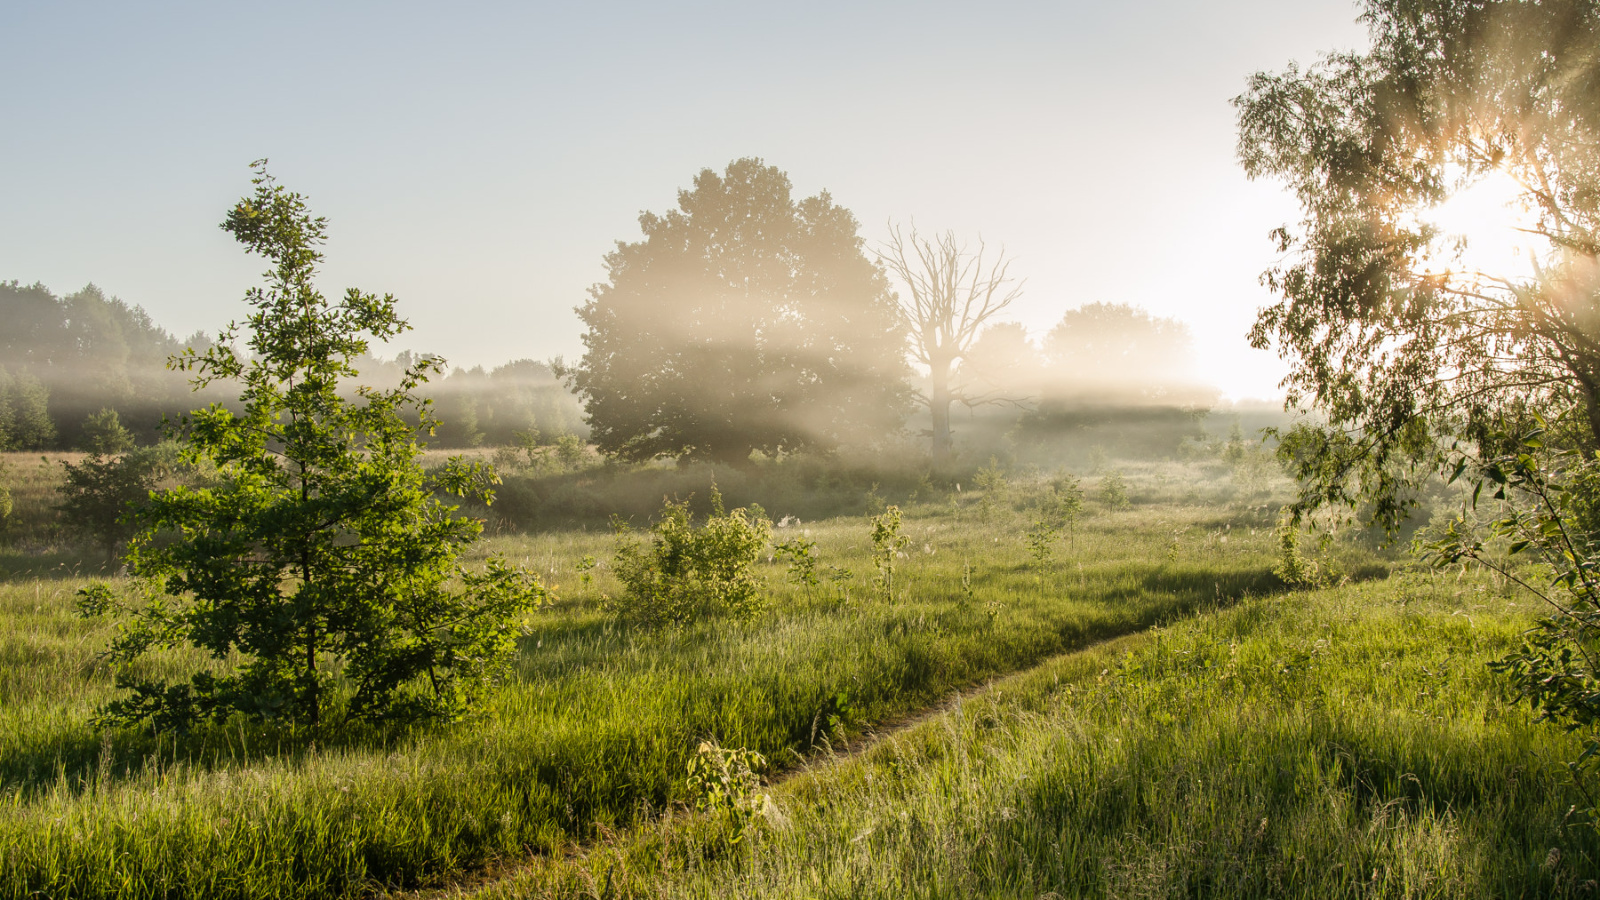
[1099,470,1130,510]
[1026,518,1059,568]
[774,536,820,590]
[686,740,768,846]
[1043,471,1085,547]
[56,444,176,563]
[974,458,1010,521]
[869,505,909,602]
[610,486,771,627]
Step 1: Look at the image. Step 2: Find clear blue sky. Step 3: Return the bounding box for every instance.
[1,0,1369,400]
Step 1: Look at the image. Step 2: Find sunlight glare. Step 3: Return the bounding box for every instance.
[1419,168,1541,285]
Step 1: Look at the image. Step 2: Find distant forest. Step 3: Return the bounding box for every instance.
[0,280,584,451]
[0,274,1245,463]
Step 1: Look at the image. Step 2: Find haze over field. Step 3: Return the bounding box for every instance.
[0,0,1370,402]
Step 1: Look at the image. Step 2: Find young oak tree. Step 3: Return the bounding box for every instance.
[77,163,547,729]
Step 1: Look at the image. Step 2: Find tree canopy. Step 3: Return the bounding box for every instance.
[1044,302,1209,405]
[1235,0,1600,527]
[568,158,912,464]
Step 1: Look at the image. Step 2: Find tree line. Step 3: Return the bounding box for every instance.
[0,282,584,452]
[563,157,1216,467]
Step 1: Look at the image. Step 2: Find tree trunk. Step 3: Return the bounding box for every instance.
[929,362,952,469]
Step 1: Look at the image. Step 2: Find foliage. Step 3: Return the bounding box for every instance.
[1273,518,1327,589]
[869,505,909,602]
[974,457,1010,521]
[1225,429,1277,499]
[80,407,135,455]
[567,158,912,464]
[1020,475,1078,566]
[1422,422,1600,816]
[1025,518,1060,568]
[56,445,174,563]
[553,432,586,468]
[1235,0,1600,530]
[1041,302,1213,406]
[1043,471,1085,546]
[0,366,55,451]
[773,536,820,590]
[878,224,1024,466]
[1099,470,1130,510]
[609,486,772,627]
[76,163,547,730]
[0,281,205,450]
[406,358,583,450]
[685,740,769,846]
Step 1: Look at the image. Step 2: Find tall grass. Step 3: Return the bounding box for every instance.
[0,463,1331,899]
[0,451,82,554]
[484,573,1598,899]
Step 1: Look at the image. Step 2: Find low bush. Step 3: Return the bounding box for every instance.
[609,487,772,627]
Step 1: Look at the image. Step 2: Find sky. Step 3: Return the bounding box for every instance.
[1,0,1371,402]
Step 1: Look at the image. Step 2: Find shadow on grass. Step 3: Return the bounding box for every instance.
[0,698,434,802]
[0,548,111,582]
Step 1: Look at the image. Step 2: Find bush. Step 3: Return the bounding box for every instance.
[869,505,909,602]
[56,444,177,563]
[1099,470,1130,510]
[609,486,771,627]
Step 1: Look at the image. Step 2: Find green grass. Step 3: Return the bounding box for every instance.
[0,462,1335,899]
[0,451,82,557]
[479,573,1600,899]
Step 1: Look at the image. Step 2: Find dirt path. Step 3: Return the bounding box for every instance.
[381,628,1143,899]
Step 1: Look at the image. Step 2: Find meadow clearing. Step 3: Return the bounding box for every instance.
[0,450,1593,898]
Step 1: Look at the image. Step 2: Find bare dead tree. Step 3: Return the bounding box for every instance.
[878,222,1024,467]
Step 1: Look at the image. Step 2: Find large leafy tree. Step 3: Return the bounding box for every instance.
[568,158,912,464]
[1236,0,1600,527]
[79,163,546,729]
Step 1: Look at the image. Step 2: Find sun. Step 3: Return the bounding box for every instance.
[1418,168,1542,286]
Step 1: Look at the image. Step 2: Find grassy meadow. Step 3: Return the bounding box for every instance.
[484,573,1600,899]
[1,448,1591,897]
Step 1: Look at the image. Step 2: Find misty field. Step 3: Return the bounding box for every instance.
[0,451,1593,898]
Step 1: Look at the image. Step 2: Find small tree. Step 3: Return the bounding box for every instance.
[773,536,820,591]
[81,407,135,455]
[973,457,1010,521]
[1045,471,1085,548]
[77,164,547,730]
